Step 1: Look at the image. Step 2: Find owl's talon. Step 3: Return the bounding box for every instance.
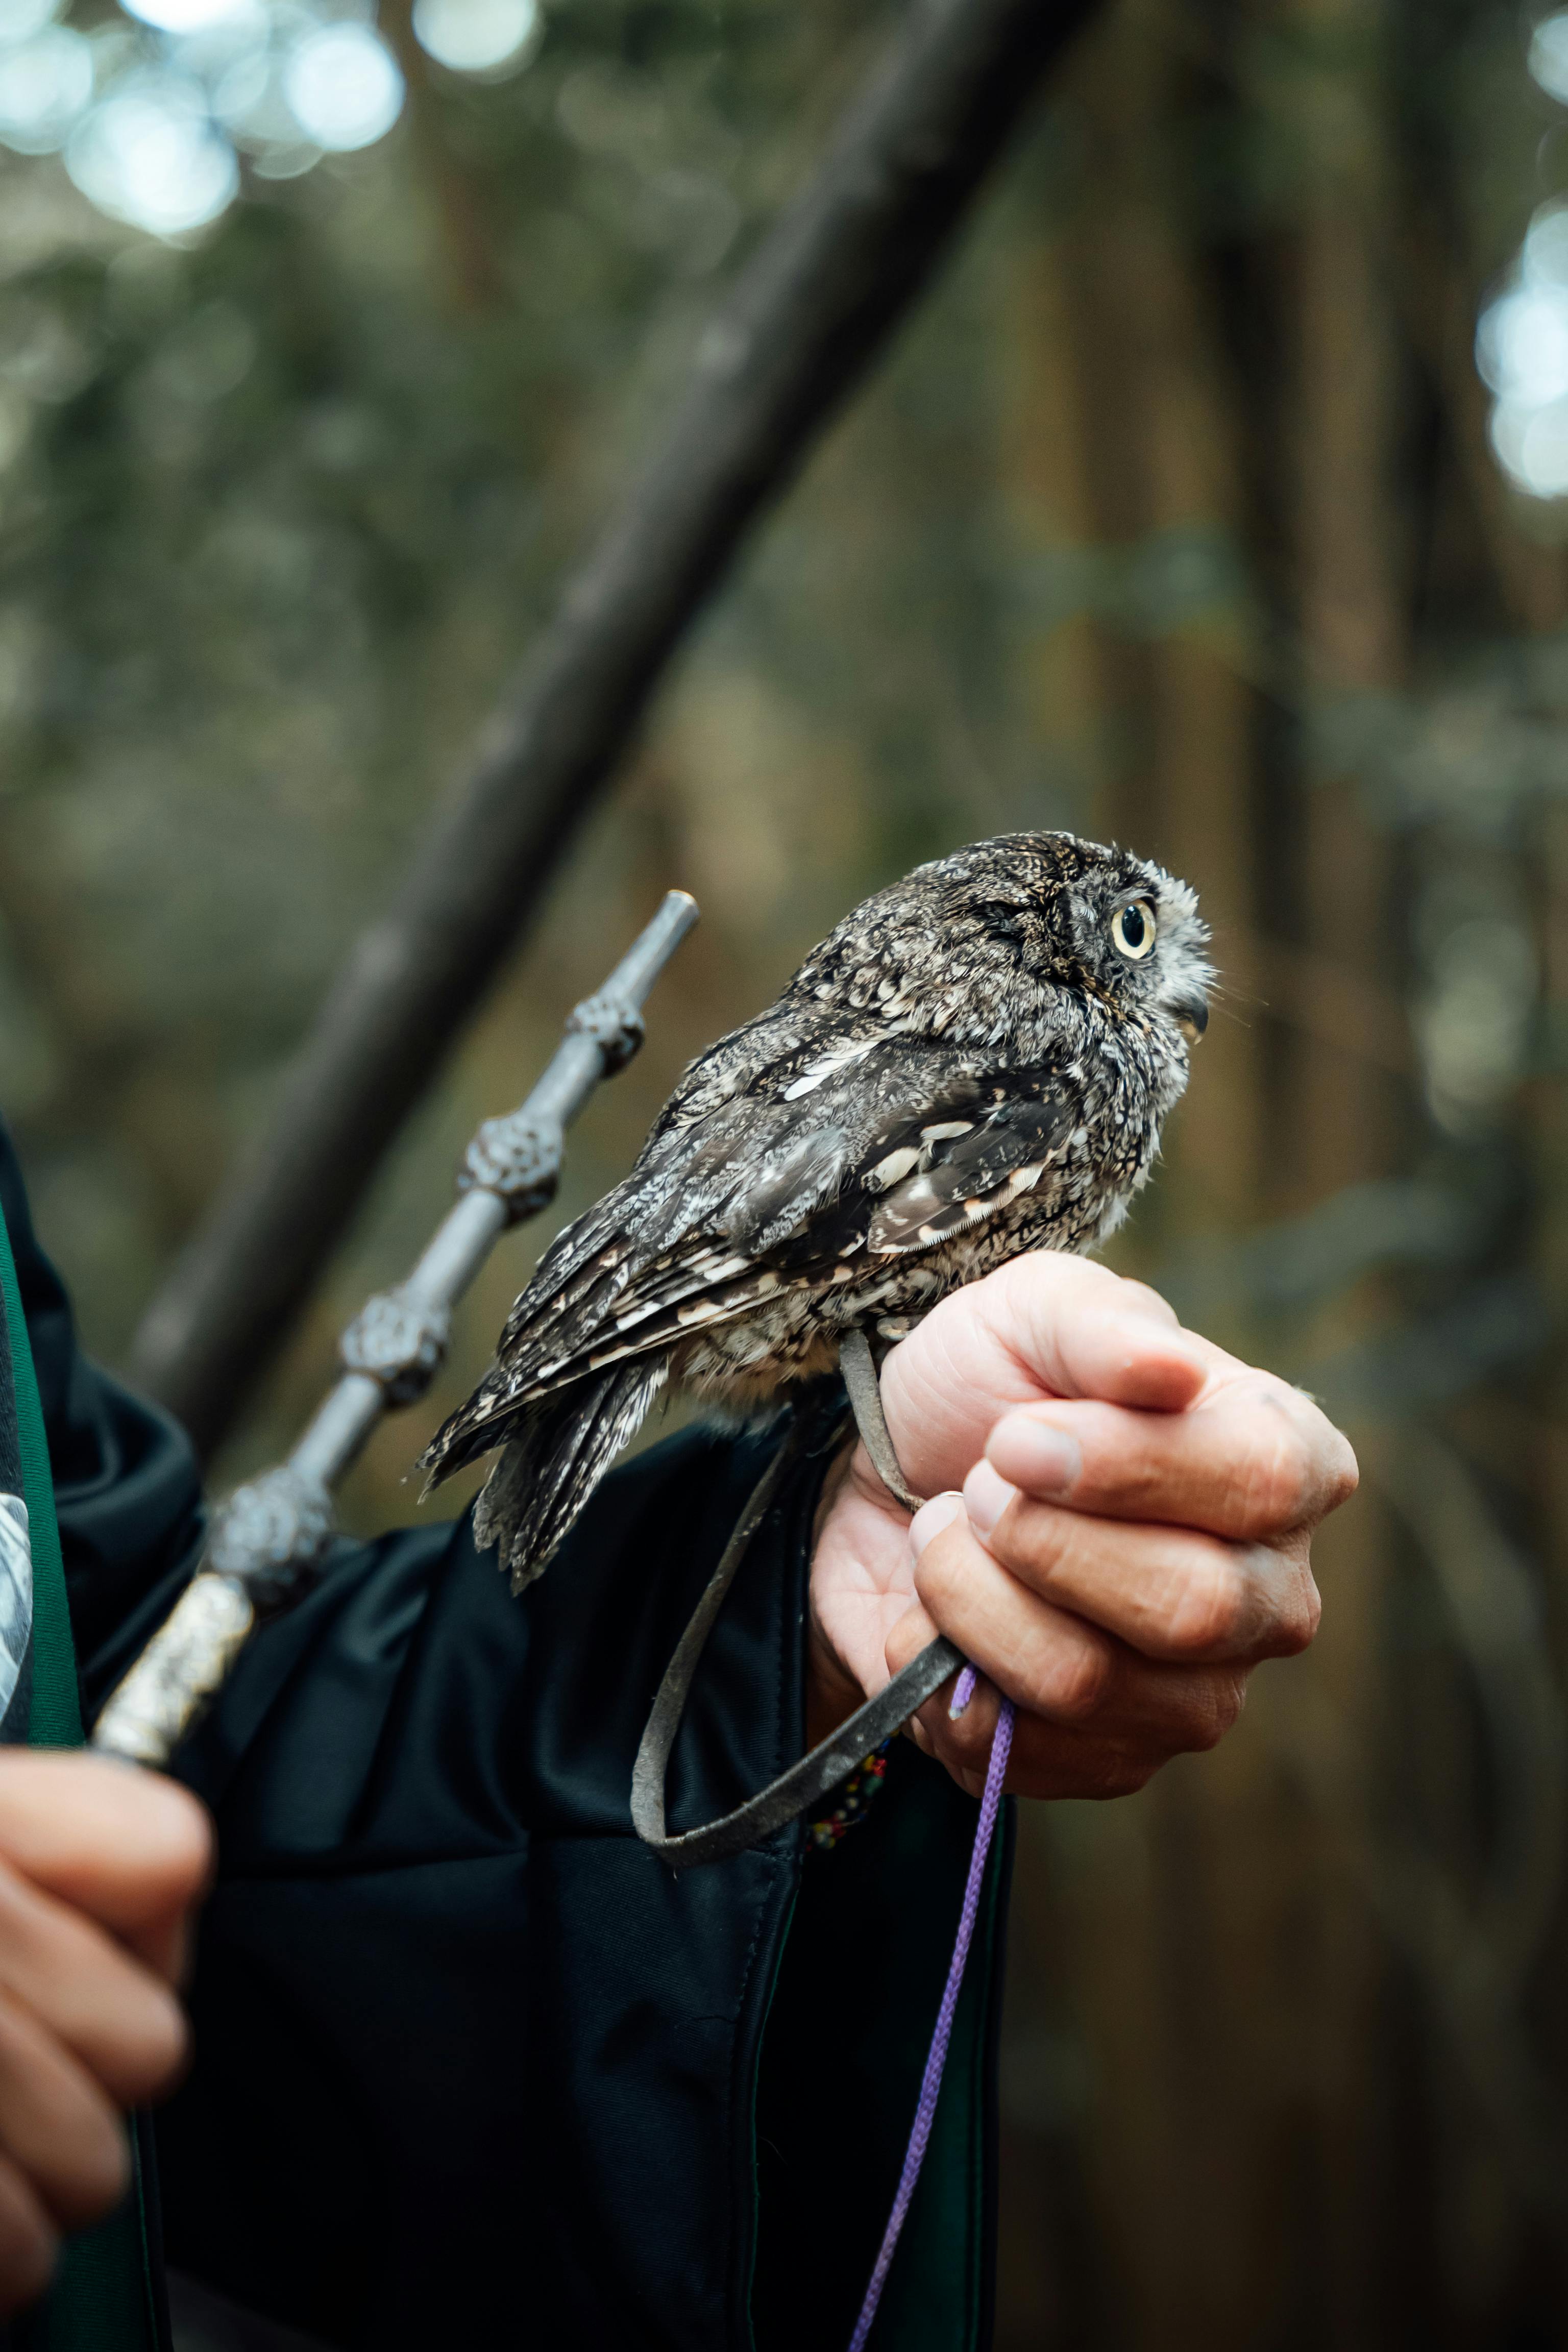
[839,1325,924,1513]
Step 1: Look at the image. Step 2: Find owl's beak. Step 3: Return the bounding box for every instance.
[1172,991,1209,1045]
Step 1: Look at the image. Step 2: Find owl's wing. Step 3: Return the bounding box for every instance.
[422,1049,1074,1480]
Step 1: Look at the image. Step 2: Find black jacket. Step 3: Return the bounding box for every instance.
[3,1126,1011,2352]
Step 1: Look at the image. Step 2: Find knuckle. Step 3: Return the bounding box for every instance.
[941,1716,993,1776]
[1247,1385,1361,1528]
[1302,1573,1324,1643]
[1271,1564,1321,1657]
[1040,1636,1113,1721]
[1165,1546,1250,1655]
[1326,1430,1360,1508]
[1185,1673,1247,1751]
[912,1544,963,1617]
[1238,1415,1314,1531]
[991,1498,1071,1591]
[1087,1749,1155,1801]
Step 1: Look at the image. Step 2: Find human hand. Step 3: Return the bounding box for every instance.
[0,1753,211,2314]
[808,1253,1357,1799]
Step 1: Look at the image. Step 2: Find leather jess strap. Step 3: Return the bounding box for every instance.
[630,1422,963,1871]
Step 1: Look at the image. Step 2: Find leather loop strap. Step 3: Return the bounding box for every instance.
[838,1325,923,1511]
[631,1426,963,1871]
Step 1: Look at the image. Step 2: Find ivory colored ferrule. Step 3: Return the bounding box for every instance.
[91,1573,257,1766]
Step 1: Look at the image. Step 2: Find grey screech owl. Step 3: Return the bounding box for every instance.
[421,828,1212,1590]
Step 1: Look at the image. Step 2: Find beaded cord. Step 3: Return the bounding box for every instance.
[806,1739,892,1849]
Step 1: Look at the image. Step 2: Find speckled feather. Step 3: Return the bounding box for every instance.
[422,831,1211,1590]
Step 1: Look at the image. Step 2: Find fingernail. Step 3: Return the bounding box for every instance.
[910,1490,965,1560]
[990,1414,1082,1498]
[963,1458,1019,1538]
[949,1663,978,1720]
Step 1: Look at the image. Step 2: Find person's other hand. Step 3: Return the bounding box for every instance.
[0,1753,210,2314]
[808,1253,1357,1799]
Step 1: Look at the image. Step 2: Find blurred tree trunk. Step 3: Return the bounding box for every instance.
[1284,0,1402,1203]
[1058,20,1276,2346]
[994,2,1444,2345]
[1273,0,1404,2337]
[1001,7,1283,2346]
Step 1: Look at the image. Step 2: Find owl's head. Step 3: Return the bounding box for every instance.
[905,830,1213,1048]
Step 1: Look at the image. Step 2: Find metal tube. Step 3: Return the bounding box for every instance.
[287,1376,384,1490]
[404,1192,507,1310]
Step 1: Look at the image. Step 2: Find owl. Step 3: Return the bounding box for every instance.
[421,830,1211,1589]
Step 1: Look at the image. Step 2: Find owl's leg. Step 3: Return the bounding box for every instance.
[839,1325,923,1513]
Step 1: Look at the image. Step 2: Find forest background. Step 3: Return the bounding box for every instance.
[2,0,1565,2341]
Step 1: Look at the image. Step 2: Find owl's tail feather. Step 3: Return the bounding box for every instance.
[472,1356,669,1593]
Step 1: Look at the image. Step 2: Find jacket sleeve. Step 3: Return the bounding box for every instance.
[0,1121,206,1720]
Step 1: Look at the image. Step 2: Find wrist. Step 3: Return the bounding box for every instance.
[805,1607,866,1748]
[806,1442,868,1746]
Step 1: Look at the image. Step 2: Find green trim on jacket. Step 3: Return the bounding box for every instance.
[0,1210,166,2352]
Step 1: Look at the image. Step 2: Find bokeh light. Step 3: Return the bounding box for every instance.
[67,71,239,234]
[1478,201,1568,499]
[281,21,401,153]
[0,0,422,239]
[1530,9,1568,103]
[1472,19,1568,501]
[0,0,66,46]
[0,22,92,152]
[412,0,537,77]
[119,0,249,36]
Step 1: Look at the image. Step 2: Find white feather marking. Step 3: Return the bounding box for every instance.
[867,1145,920,1191]
[920,1121,973,1143]
[610,1252,749,1334]
[780,1028,903,1101]
[675,1296,729,1327]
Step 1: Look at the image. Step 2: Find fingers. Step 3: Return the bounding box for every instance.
[0,1988,129,2230]
[0,2155,57,2318]
[900,1500,1122,1711]
[0,1860,188,2108]
[903,1498,1307,1681]
[0,1758,209,2323]
[820,1251,1356,1809]
[879,1254,1217,1503]
[877,1251,1358,1544]
[983,1380,1359,1545]
[956,1471,1320,1663]
[0,1756,212,1983]
[883,1578,1248,1804]
[979,1255,1213,1412]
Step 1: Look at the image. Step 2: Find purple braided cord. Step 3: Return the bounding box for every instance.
[846,1683,1015,2352]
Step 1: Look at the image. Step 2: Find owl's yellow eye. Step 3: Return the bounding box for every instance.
[1110,901,1157,961]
